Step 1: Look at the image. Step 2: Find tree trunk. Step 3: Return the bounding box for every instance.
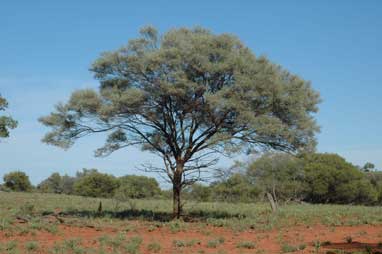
[173,184,182,219]
[172,166,183,219]
[266,192,278,212]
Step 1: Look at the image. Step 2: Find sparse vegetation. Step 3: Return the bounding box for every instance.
[236,241,256,249]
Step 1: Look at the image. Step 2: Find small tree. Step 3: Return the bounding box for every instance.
[247,152,305,210]
[301,153,378,204]
[73,170,119,198]
[186,183,212,202]
[115,175,161,199]
[0,94,17,138]
[362,162,376,172]
[40,26,320,218]
[37,172,75,194]
[3,171,33,192]
[38,172,62,193]
[211,173,261,203]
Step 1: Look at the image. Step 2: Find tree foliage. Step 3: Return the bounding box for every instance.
[73,170,119,198]
[40,26,320,217]
[247,152,305,203]
[0,94,17,138]
[114,175,161,200]
[211,173,261,203]
[301,153,378,204]
[37,172,75,194]
[3,171,33,192]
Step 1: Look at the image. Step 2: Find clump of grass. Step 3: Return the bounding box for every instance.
[281,243,306,253]
[0,217,12,231]
[25,241,39,252]
[281,244,298,253]
[365,245,373,254]
[168,220,186,233]
[108,232,126,250]
[124,236,143,254]
[147,242,161,253]
[207,237,225,248]
[313,240,321,253]
[17,203,36,217]
[173,239,200,248]
[63,238,85,253]
[236,241,256,249]
[6,241,18,252]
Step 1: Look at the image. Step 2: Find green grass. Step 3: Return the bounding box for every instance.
[147,242,161,253]
[236,241,256,249]
[1,191,382,232]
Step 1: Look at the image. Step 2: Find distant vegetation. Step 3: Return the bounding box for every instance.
[0,94,17,138]
[1,152,381,206]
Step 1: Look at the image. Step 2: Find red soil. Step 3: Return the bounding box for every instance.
[1,222,382,253]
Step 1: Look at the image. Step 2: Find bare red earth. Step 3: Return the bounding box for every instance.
[1,222,382,253]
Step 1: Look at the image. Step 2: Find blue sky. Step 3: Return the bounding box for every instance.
[0,0,381,185]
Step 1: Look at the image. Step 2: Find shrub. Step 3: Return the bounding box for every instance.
[186,183,212,202]
[211,173,261,203]
[73,171,119,198]
[115,175,161,200]
[3,171,33,192]
[302,153,378,204]
[247,152,305,203]
[37,173,75,194]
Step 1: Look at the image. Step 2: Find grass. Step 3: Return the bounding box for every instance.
[236,241,256,249]
[207,237,225,248]
[147,242,161,253]
[2,192,382,253]
[173,239,201,248]
[2,192,382,233]
[25,241,39,252]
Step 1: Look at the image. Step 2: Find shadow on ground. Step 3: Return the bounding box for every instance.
[42,208,249,222]
[322,242,382,254]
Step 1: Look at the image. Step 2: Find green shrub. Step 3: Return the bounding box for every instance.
[115,175,161,200]
[73,170,118,198]
[3,171,33,192]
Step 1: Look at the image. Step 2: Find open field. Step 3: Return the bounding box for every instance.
[1,192,382,253]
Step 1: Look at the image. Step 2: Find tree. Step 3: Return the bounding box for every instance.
[362,162,376,172]
[3,171,33,192]
[115,175,161,199]
[38,172,62,193]
[37,172,75,194]
[186,183,212,202]
[247,152,305,210]
[301,153,378,204]
[0,94,17,138]
[73,170,119,198]
[211,173,261,203]
[39,26,320,218]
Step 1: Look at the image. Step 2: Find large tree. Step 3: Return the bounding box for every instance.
[40,26,320,218]
[0,94,17,138]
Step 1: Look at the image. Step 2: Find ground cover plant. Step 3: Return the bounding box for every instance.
[1,192,382,253]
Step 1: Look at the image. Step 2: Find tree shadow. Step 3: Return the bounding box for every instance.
[322,242,382,254]
[42,208,246,222]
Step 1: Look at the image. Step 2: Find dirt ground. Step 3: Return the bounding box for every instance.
[1,222,382,253]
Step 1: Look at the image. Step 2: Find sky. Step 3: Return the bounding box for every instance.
[0,0,381,185]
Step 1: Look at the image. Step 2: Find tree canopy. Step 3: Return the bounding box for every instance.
[0,94,17,138]
[40,26,320,217]
[3,171,33,192]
